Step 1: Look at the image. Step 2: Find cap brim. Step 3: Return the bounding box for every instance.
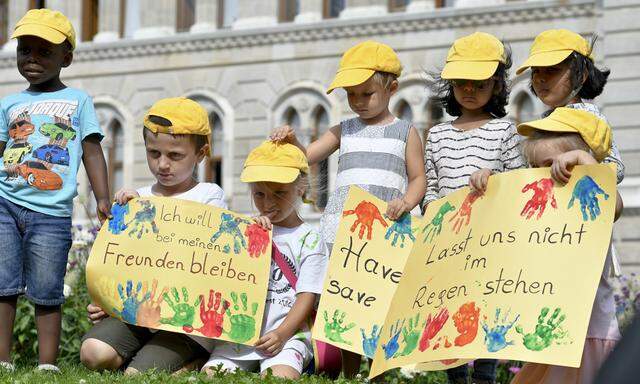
[240,166,300,183]
[327,68,375,94]
[516,50,573,75]
[517,117,578,137]
[12,24,67,46]
[441,61,499,80]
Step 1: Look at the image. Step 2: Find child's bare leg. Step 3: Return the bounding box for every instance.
[35,304,61,364]
[342,349,362,378]
[262,365,300,380]
[0,296,17,362]
[80,338,124,370]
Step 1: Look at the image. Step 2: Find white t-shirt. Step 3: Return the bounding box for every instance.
[137,182,226,352]
[213,222,328,360]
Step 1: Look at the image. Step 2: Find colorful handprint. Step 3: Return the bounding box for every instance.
[422,202,456,243]
[568,176,609,221]
[323,310,355,345]
[210,213,250,254]
[382,320,404,359]
[113,280,150,324]
[384,213,415,248]
[343,200,388,240]
[516,307,568,351]
[136,279,167,328]
[160,287,201,328]
[225,292,259,343]
[452,302,480,347]
[418,308,449,352]
[449,192,481,234]
[520,178,557,220]
[482,308,520,352]
[397,313,423,357]
[360,324,382,358]
[244,223,269,258]
[127,200,159,239]
[186,290,230,338]
[108,203,129,235]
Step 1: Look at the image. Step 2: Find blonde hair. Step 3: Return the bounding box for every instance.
[371,71,398,90]
[522,131,590,166]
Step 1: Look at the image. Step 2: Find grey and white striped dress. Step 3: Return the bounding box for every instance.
[321,117,410,247]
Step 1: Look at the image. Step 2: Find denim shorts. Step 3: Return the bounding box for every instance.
[0,196,72,305]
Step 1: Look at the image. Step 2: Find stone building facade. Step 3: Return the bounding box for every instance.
[0,0,639,270]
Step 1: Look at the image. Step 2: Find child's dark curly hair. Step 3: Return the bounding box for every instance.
[529,36,610,100]
[429,44,512,118]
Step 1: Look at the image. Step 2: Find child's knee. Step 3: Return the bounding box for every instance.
[80,338,122,371]
[262,365,300,380]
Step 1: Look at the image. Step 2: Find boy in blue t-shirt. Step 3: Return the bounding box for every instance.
[0,9,109,372]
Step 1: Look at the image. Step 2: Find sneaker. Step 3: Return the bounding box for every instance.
[0,361,15,372]
[36,364,60,373]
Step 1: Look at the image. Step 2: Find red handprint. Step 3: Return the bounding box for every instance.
[449,192,481,234]
[342,200,388,240]
[184,290,229,338]
[418,307,449,352]
[520,178,557,220]
[245,223,269,258]
[452,302,480,347]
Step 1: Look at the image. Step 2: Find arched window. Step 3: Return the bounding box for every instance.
[425,99,443,138]
[218,0,238,28]
[396,100,413,122]
[323,0,345,18]
[283,106,302,136]
[104,119,125,194]
[389,0,410,12]
[82,0,99,41]
[278,0,299,22]
[201,111,224,186]
[0,0,7,45]
[311,107,330,210]
[177,0,196,32]
[514,93,536,125]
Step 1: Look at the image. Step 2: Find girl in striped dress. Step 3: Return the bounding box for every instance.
[423,33,525,384]
[271,40,426,378]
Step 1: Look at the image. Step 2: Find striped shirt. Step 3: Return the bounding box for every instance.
[422,118,525,208]
[321,117,410,245]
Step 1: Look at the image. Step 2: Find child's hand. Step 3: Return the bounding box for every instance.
[114,188,140,206]
[469,169,493,195]
[87,302,108,324]
[550,150,596,185]
[386,198,409,221]
[96,198,112,224]
[254,329,287,357]
[269,125,297,144]
[252,216,273,230]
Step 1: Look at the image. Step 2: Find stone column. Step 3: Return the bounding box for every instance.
[340,0,388,19]
[93,0,122,42]
[133,0,176,39]
[294,0,322,24]
[232,0,277,30]
[407,0,436,13]
[2,0,29,51]
[191,0,218,33]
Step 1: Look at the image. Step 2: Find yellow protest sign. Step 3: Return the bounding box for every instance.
[313,187,417,357]
[86,197,272,346]
[369,164,616,377]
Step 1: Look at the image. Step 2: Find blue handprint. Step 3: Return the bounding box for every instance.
[127,200,159,239]
[113,280,150,324]
[384,213,416,248]
[108,203,129,235]
[360,324,382,358]
[382,319,404,359]
[210,213,250,254]
[482,308,520,352]
[568,176,609,221]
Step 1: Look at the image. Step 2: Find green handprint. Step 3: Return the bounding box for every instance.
[224,292,259,343]
[398,313,424,356]
[323,310,355,345]
[516,307,569,351]
[160,287,201,328]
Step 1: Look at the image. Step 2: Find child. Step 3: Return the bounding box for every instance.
[510,107,623,383]
[271,40,426,377]
[80,97,226,374]
[516,29,625,185]
[201,140,327,380]
[0,9,109,372]
[423,32,525,384]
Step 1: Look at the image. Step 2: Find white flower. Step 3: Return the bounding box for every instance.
[63,284,71,298]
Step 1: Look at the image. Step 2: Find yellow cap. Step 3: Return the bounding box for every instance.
[241,141,309,184]
[144,97,211,156]
[327,41,402,94]
[516,29,593,75]
[441,32,506,80]
[12,9,76,50]
[517,107,611,161]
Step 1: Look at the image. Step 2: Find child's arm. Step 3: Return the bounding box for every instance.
[254,292,316,356]
[603,139,625,184]
[386,126,426,219]
[82,134,111,223]
[270,124,341,165]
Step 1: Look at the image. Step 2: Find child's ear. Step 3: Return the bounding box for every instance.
[62,51,73,68]
[389,79,399,95]
[197,144,209,162]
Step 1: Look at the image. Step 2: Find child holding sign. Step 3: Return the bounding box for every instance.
[510,108,623,383]
[81,97,226,374]
[201,141,327,379]
[271,40,426,377]
[422,32,525,384]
